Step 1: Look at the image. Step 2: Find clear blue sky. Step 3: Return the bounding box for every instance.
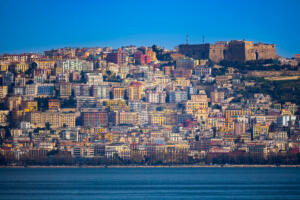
[0,0,299,57]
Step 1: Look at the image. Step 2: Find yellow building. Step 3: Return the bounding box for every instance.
[105,99,129,111]
[176,78,190,87]
[185,93,209,115]
[281,109,292,115]
[0,110,9,126]
[194,108,208,123]
[165,143,189,153]
[252,124,269,139]
[128,82,142,101]
[33,60,55,75]
[0,86,8,99]
[36,60,55,70]
[0,63,9,72]
[225,109,252,121]
[283,102,297,115]
[22,101,38,112]
[104,132,113,142]
[55,66,63,75]
[185,101,208,114]
[149,111,166,126]
[94,127,107,140]
[15,62,29,73]
[221,121,235,132]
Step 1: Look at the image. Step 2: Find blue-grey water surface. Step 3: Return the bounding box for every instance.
[0,167,300,199]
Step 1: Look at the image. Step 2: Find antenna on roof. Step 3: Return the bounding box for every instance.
[186,34,189,45]
[202,35,205,44]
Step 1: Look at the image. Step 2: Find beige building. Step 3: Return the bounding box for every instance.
[8,96,22,111]
[0,86,8,99]
[185,94,208,114]
[29,111,76,129]
[0,110,9,126]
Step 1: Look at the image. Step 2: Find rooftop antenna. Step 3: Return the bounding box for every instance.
[186,34,189,45]
[202,35,205,44]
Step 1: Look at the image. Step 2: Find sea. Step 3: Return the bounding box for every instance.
[0,167,300,200]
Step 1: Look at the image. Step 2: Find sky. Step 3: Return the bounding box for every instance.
[0,0,299,57]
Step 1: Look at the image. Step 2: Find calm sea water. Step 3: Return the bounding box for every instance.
[0,167,300,200]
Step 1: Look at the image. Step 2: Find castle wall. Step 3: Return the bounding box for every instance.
[178,44,210,60]
[244,41,257,61]
[224,40,246,62]
[179,40,276,63]
[253,43,276,60]
[208,42,227,63]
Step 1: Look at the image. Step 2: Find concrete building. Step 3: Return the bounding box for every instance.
[146,90,166,104]
[82,110,108,127]
[113,87,126,100]
[59,83,72,97]
[57,59,94,72]
[169,90,187,103]
[106,49,127,65]
[85,73,103,86]
[176,58,198,69]
[92,85,110,99]
[29,111,76,129]
[210,90,225,104]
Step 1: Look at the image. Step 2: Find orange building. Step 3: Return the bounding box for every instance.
[48,99,61,110]
[146,48,157,62]
[22,101,38,112]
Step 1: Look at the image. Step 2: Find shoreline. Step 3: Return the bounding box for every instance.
[1,164,300,168]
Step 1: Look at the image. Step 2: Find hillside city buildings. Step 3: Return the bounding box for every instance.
[0,40,299,165]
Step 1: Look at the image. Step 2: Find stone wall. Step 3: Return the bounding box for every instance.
[224,40,246,62]
[209,42,227,63]
[179,40,277,63]
[253,43,276,60]
[178,44,210,60]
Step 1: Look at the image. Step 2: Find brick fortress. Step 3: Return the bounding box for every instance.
[179,40,276,63]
